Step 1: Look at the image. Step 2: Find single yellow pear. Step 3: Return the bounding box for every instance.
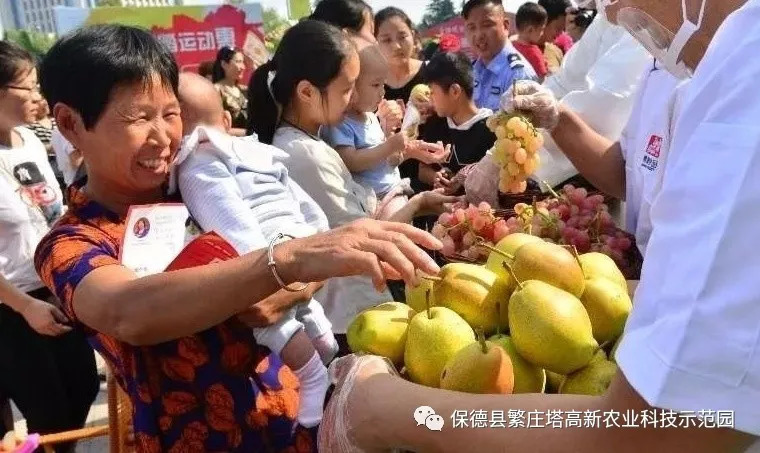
[512,241,585,297]
[509,280,598,374]
[405,306,475,387]
[346,302,416,365]
[405,278,435,313]
[489,334,546,393]
[440,337,514,394]
[580,278,632,343]
[579,253,627,290]
[485,233,541,290]
[545,371,565,394]
[435,263,510,334]
[560,358,618,396]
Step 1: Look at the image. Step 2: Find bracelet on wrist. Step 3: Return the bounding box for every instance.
[267,233,309,293]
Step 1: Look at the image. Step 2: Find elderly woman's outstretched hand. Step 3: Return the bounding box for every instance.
[273,219,443,292]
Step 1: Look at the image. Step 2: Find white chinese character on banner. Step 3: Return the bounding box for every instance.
[451,410,469,429]
[564,411,582,428]
[621,410,639,428]
[507,409,526,428]
[156,33,177,53]
[526,410,544,428]
[679,411,698,428]
[215,27,236,49]
[196,31,216,51]
[639,409,657,428]
[698,410,716,428]
[178,32,198,52]
[583,410,601,428]
[490,410,506,428]
[470,410,489,428]
[546,410,564,429]
[716,411,734,428]
[659,410,678,428]
[603,410,621,428]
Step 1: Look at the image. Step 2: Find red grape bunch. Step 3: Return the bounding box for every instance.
[503,185,632,262]
[431,202,510,260]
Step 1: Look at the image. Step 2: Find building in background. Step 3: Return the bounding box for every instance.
[3,0,97,34]
[178,0,224,5]
[119,0,176,6]
[0,1,19,36]
[17,0,66,33]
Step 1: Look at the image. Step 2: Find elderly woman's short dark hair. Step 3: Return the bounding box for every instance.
[40,24,179,130]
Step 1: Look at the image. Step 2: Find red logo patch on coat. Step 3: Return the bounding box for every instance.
[646,135,663,158]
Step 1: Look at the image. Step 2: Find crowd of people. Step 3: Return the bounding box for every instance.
[1,0,760,451]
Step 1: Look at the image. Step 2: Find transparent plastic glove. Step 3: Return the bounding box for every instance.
[464,153,501,207]
[500,80,561,130]
[318,354,401,453]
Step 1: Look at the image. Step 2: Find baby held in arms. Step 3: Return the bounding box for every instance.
[322,37,451,219]
[171,73,335,428]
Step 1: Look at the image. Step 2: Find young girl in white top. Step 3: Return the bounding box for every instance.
[247,20,461,337]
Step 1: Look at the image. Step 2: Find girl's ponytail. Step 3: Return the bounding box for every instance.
[247,59,279,143]
[246,20,354,144]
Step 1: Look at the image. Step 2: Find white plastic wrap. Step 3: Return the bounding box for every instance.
[318,354,401,453]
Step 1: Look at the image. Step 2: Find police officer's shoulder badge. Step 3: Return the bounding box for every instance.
[507,53,525,69]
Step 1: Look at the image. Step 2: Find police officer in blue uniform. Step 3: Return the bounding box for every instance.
[463,0,537,111]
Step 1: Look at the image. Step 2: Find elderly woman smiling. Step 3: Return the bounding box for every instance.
[35,25,441,452]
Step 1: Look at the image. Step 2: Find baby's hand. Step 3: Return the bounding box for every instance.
[378,99,404,136]
[387,132,408,152]
[387,151,405,167]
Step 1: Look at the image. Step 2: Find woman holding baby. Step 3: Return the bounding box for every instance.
[36,23,442,452]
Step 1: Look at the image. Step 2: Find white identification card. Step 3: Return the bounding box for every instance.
[120,203,202,277]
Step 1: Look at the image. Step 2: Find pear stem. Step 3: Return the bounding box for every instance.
[419,274,442,282]
[475,240,514,261]
[566,245,585,277]
[502,261,524,290]
[425,288,432,320]
[598,340,612,352]
[477,328,488,354]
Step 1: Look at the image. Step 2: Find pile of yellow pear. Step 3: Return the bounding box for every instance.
[346,233,631,396]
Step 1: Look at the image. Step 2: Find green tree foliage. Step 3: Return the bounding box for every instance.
[420,0,458,29]
[3,29,56,59]
[262,7,290,53]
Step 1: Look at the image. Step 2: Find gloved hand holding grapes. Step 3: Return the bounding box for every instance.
[500,80,561,131]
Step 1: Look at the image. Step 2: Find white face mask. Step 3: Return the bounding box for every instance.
[617,0,706,79]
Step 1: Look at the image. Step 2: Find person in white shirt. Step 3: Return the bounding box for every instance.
[318,1,760,452]
[50,128,82,187]
[0,40,98,449]
[498,63,684,255]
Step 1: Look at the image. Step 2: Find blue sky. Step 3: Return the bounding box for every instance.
[257,0,432,25]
